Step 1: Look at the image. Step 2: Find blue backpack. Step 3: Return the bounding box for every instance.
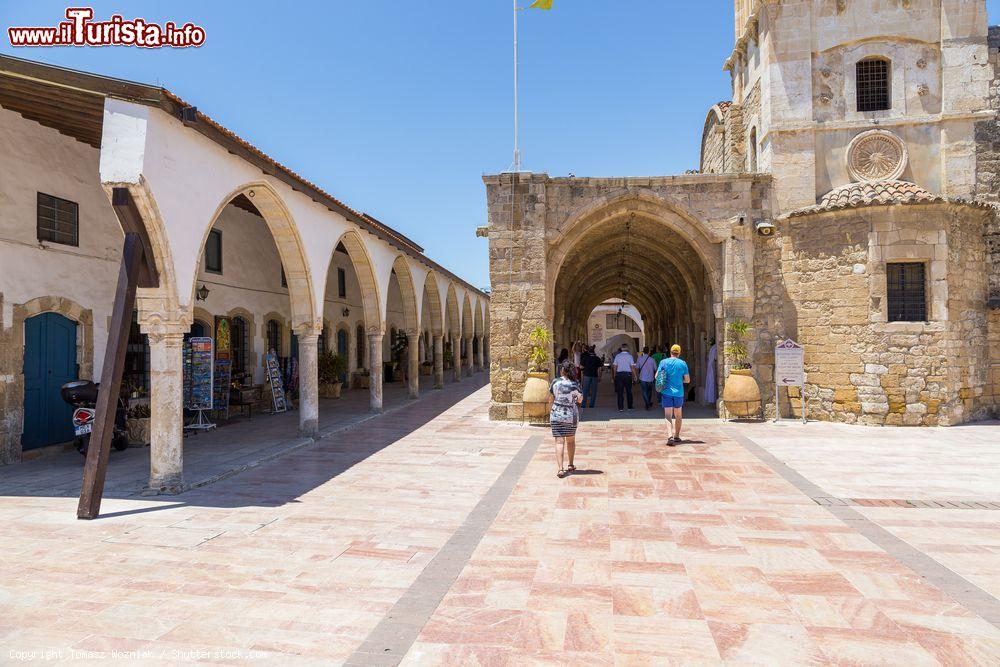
[654,361,669,394]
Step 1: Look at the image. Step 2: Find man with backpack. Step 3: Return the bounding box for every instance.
[634,346,657,410]
[655,344,690,445]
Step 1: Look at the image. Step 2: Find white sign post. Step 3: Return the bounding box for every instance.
[774,339,806,423]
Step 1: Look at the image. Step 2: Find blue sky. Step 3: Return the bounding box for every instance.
[4,1,1000,288]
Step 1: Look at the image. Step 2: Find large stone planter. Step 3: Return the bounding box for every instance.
[320,381,342,399]
[420,364,433,376]
[522,371,551,422]
[126,418,151,447]
[354,373,370,389]
[723,368,761,418]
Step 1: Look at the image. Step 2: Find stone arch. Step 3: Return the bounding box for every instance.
[474,297,485,340]
[547,191,724,305]
[335,230,383,335]
[421,271,445,336]
[191,306,214,333]
[444,283,461,339]
[390,255,420,334]
[461,292,474,338]
[12,296,95,381]
[193,181,316,332]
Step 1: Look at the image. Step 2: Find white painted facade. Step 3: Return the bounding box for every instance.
[0,62,489,483]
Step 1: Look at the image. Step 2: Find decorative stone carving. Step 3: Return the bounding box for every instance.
[847,130,908,182]
[916,58,927,69]
[819,93,833,105]
[917,83,929,97]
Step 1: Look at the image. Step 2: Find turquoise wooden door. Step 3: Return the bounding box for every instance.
[23,313,77,449]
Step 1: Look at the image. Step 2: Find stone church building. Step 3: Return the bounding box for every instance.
[486,0,1000,426]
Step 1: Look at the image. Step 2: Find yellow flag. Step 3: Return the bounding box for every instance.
[529,0,553,9]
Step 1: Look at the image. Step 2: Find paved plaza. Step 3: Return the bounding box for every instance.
[1,381,999,665]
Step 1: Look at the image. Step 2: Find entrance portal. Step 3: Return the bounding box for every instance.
[22,312,77,449]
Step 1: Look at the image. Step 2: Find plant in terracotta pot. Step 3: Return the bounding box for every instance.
[420,360,433,376]
[318,351,347,399]
[722,318,761,418]
[522,326,552,421]
[443,343,454,370]
[126,402,151,447]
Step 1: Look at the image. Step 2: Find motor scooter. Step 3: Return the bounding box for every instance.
[60,380,130,456]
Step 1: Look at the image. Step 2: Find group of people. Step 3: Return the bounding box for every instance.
[547,342,691,478]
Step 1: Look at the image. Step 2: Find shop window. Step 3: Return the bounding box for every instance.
[886,262,927,322]
[857,58,890,112]
[338,267,347,298]
[266,319,282,356]
[205,229,223,274]
[37,192,79,246]
[232,316,250,379]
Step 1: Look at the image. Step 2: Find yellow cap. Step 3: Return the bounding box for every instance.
[670,344,682,354]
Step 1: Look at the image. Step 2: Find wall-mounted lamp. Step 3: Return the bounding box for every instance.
[342,307,350,317]
[196,284,210,301]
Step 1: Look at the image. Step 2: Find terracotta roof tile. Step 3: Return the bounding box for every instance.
[786,180,995,217]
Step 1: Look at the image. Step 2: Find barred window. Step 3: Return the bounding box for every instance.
[857,58,890,112]
[606,313,641,333]
[266,319,282,356]
[37,192,79,246]
[887,263,927,322]
[232,316,250,378]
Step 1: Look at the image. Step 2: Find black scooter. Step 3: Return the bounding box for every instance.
[60,380,130,456]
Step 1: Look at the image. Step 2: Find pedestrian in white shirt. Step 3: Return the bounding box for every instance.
[612,345,636,412]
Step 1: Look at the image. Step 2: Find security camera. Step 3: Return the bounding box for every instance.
[754,219,775,236]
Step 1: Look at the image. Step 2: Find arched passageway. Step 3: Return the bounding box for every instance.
[549,210,721,410]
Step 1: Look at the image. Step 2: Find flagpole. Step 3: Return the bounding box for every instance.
[513,0,521,173]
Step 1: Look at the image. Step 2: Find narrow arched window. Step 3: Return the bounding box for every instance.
[266,319,281,357]
[857,58,890,112]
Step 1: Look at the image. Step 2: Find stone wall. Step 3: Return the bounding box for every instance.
[700,107,728,174]
[753,203,994,425]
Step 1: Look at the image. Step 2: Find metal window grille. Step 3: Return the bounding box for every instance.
[266,319,282,356]
[37,192,79,246]
[857,59,890,112]
[232,316,249,378]
[887,263,927,322]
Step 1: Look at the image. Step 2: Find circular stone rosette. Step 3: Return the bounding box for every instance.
[847,129,908,182]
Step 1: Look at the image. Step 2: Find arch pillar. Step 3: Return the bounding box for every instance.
[406,329,420,399]
[475,335,485,372]
[433,334,445,389]
[368,330,384,412]
[295,325,321,436]
[144,327,187,495]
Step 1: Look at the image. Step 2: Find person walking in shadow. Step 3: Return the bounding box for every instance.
[612,344,636,412]
[635,346,657,410]
[549,360,583,478]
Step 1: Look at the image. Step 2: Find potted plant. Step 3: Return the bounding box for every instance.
[522,326,552,421]
[318,351,347,399]
[420,360,433,376]
[721,318,761,418]
[443,343,454,370]
[126,403,151,446]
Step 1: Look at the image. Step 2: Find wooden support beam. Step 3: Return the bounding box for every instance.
[77,234,142,520]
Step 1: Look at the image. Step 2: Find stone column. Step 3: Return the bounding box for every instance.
[433,334,445,389]
[297,329,319,436]
[475,335,485,372]
[452,334,462,382]
[368,330,384,412]
[406,330,420,399]
[147,331,185,494]
[465,336,475,376]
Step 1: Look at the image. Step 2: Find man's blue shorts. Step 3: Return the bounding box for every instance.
[661,394,684,409]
